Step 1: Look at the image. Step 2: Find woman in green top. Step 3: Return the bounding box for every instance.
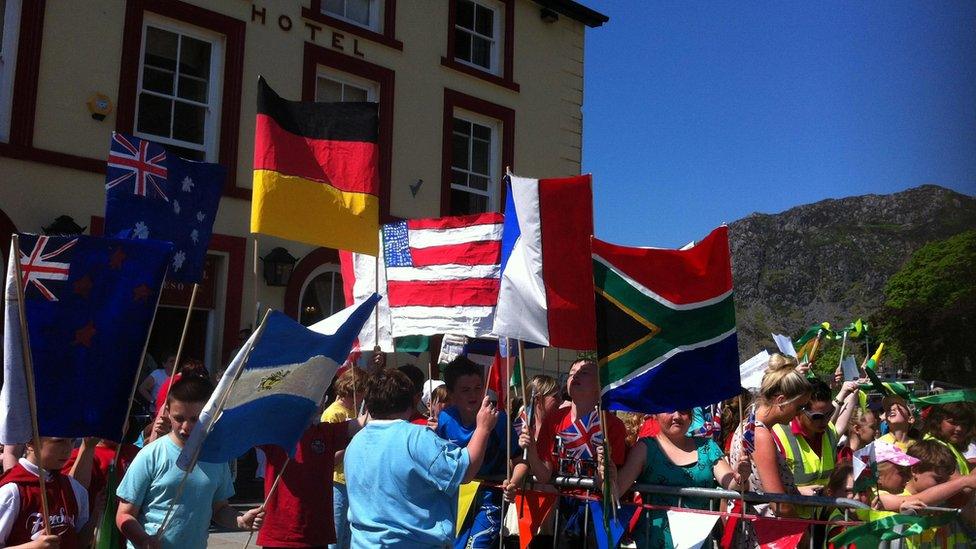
[601,409,751,549]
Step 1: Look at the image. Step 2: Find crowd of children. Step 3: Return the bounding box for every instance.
[1,351,974,548]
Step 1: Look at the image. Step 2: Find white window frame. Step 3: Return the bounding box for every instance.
[451,108,500,213]
[314,66,379,103]
[454,0,502,76]
[0,0,23,142]
[299,264,344,326]
[134,14,224,161]
[321,0,383,33]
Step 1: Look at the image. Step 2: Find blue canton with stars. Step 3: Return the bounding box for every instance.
[104,133,225,283]
[17,233,172,440]
[382,220,414,268]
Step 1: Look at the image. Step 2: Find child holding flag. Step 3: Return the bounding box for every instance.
[115,377,264,548]
[0,436,92,548]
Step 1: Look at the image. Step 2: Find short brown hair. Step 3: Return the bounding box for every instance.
[907,439,956,475]
[365,369,414,419]
[923,402,975,437]
[168,377,214,405]
[333,367,368,399]
[443,357,483,391]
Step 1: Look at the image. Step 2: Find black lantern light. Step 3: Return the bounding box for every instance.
[261,247,297,287]
[42,215,86,235]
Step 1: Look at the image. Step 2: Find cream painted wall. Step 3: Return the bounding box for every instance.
[0,0,595,363]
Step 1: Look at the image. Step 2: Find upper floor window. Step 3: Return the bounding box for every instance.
[450,112,498,215]
[321,0,381,32]
[0,0,22,142]
[454,0,499,74]
[315,67,378,103]
[135,16,223,161]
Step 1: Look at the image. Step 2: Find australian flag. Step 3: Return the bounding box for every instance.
[0,234,172,442]
[104,132,224,283]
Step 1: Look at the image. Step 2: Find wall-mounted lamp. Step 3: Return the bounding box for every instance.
[261,247,297,286]
[43,215,87,235]
[87,93,113,121]
[540,7,559,23]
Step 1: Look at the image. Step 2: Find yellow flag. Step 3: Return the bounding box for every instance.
[456,480,481,536]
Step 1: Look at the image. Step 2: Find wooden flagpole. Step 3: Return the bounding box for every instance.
[242,458,290,549]
[158,282,200,408]
[837,331,848,372]
[156,308,272,539]
[10,234,51,535]
[252,236,261,326]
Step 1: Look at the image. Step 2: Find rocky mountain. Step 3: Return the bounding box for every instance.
[728,184,976,357]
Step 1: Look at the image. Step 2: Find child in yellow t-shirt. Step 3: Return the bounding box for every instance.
[321,367,366,549]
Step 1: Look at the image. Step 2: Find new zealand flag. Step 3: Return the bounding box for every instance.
[104,132,225,283]
[0,234,172,442]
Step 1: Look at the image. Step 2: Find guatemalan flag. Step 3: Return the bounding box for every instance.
[0,234,172,442]
[492,174,597,349]
[178,296,379,468]
[104,132,224,283]
[592,226,741,414]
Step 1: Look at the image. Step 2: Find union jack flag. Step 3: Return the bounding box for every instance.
[106,133,169,201]
[19,235,77,301]
[558,409,604,460]
[741,408,756,454]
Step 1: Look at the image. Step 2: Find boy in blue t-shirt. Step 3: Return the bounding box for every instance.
[436,357,519,549]
[345,369,499,548]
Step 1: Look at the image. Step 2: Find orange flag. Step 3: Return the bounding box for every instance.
[513,492,558,549]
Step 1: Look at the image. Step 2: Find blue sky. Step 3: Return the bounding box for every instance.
[581,2,976,247]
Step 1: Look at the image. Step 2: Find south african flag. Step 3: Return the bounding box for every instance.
[592,226,741,413]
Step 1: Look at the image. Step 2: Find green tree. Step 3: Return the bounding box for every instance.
[878,230,976,385]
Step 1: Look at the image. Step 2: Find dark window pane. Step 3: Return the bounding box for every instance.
[331,272,345,316]
[472,123,491,141]
[323,0,344,17]
[177,75,208,103]
[136,93,172,137]
[454,29,471,62]
[144,27,178,71]
[471,139,490,175]
[475,5,494,37]
[453,119,471,135]
[451,189,487,216]
[173,101,206,144]
[162,142,205,161]
[456,0,474,30]
[472,36,491,69]
[469,175,490,191]
[451,169,468,187]
[344,85,367,102]
[142,67,174,95]
[452,134,469,170]
[316,77,342,102]
[346,0,370,25]
[179,36,211,79]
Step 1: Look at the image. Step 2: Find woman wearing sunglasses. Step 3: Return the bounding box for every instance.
[772,378,859,496]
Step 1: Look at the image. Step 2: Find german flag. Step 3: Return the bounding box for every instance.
[251,77,379,254]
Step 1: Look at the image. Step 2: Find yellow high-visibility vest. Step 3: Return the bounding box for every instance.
[772,422,839,487]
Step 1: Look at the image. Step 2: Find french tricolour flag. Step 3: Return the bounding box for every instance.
[492,174,596,349]
[382,213,504,337]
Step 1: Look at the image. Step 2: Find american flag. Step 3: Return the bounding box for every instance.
[382,212,503,337]
[558,409,604,461]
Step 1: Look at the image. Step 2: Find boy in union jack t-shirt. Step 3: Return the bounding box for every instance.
[519,360,628,547]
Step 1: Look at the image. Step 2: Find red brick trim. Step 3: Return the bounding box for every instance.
[283,246,341,320]
[443,0,518,92]
[302,0,402,51]
[116,0,247,199]
[440,88,515,216]
[302,42,396,222]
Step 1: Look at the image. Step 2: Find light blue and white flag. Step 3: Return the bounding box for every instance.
[178,295,379,469]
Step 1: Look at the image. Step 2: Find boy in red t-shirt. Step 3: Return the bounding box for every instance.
[256,402,367,548]
[0,437,92,549]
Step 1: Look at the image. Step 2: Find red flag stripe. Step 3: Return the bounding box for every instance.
[253,114,379,195]
[407,212,503,230]
[408,241,501,267]
[387,279,499,307]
